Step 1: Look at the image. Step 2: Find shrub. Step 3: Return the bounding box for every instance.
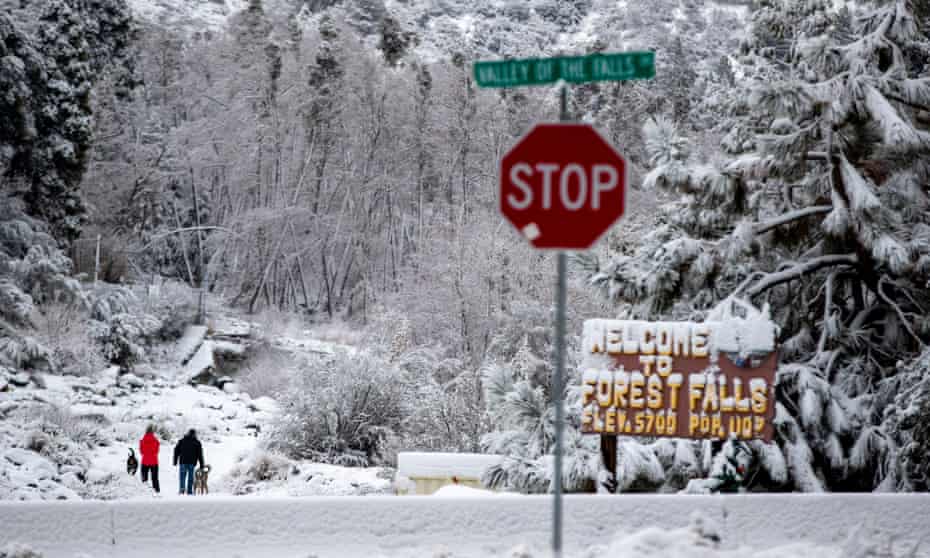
[265,351,405,466]
[224,450,292,495]
[32,302,106,376]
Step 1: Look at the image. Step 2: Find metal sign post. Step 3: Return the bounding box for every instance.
[552,84,568,557]
[478,51,653,558]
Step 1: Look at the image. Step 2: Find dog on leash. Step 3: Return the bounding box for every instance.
[194,465,211,495]
[127,448,139,476]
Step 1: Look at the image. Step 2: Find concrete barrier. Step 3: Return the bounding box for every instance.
[2,494,928,557]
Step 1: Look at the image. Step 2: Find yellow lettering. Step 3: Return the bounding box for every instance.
[582,408,593,429]
[742,416,753,438]
[692,324,709,358]
[700,415,711,434]
[719,378,733,412]
[751,384,768,414]
[690,387,703,412]
[711,415,722,437]
[604,409,616,433]
[597,377,613,408]
[754,416,766,435]
[582,378,597,406]
[647,377,663,409]
[639,355,656,376]
[630,377,645,409]
[702,380,719,412]
[639,323,657,355]
[667,413,677,435]
[689,414,700,435]
[622,322,639,354]
[668,376,682,408]
[605,328,623,356]
[656,356,673,377]
[613,375,629,408]
[656,323,673,356]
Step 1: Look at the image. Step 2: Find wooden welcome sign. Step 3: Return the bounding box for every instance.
[580,302,778,443]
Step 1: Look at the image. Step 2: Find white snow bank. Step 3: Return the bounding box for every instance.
[396,452,502,479]
[176,325,208,365]
[1,494,928,558]
[431,484,519,498]
[179,341,214,382]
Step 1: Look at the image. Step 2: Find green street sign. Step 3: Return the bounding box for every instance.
[474,51,655,88]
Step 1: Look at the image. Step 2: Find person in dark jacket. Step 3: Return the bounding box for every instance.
[173,429,205,495]
[139,425,160,493]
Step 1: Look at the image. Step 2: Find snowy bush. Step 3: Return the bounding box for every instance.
[236,342,294,399]
[91,312,161,372]
[265,350,405,466]
[224,449,292,495]
[32,302,106,376]
[396,346,487,455]
[480,307,601,493]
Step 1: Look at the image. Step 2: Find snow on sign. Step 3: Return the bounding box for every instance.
[500,123,626,249]
[580,301,778,441]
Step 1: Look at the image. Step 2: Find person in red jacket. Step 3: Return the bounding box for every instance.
[139,425,161,493]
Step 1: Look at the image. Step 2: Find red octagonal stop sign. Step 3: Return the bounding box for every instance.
[500,123,626,250]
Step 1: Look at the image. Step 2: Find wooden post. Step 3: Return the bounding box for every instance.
[600,434,618,493]
[93,234,102,286]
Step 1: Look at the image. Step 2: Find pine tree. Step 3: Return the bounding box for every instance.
[586,0,930,491]
[1,0,136,243]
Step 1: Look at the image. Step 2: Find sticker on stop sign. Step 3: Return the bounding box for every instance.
[500,123,627,250]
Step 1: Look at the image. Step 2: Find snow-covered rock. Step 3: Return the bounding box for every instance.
[180,341,215,384]
[176,325,209,365]
[248,396,278,414]
[119,374,145,389]
[8,373,31,387]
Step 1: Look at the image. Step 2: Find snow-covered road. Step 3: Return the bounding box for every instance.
[2,493,928,558]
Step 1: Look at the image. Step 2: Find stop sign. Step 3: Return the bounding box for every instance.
[500,123,626,250]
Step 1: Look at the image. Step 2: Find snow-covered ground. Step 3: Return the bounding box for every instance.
[0,315,389,502]
[1,493,927,557]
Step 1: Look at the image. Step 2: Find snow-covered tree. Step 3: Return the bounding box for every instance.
[585,0,930,491]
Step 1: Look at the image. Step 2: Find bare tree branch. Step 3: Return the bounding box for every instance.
[877,276,925,348]
[747,255,858,298]
[753,205,833,235]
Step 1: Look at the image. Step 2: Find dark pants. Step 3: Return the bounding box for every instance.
[141,465,160,493]
[179,463,196,495]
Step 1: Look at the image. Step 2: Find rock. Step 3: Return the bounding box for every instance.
[215,375,234,388]
[249,396,279,414]
[133,364,158,380]
[100,366,120,385]
[9,373,32,387]
[85,468,112,484]
[4,449,57,480]
[4,448,39,466]
[59,471,84,490]
[0,379,8,392]
[223,382,241,394]
[0,401,16,416]
[120,373,145,389]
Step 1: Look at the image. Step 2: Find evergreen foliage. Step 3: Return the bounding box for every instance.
[587,0,930,492]
[0,0,136,242]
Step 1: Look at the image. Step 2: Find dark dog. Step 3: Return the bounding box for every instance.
[194,465,211,495]
[127,448,139,476]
